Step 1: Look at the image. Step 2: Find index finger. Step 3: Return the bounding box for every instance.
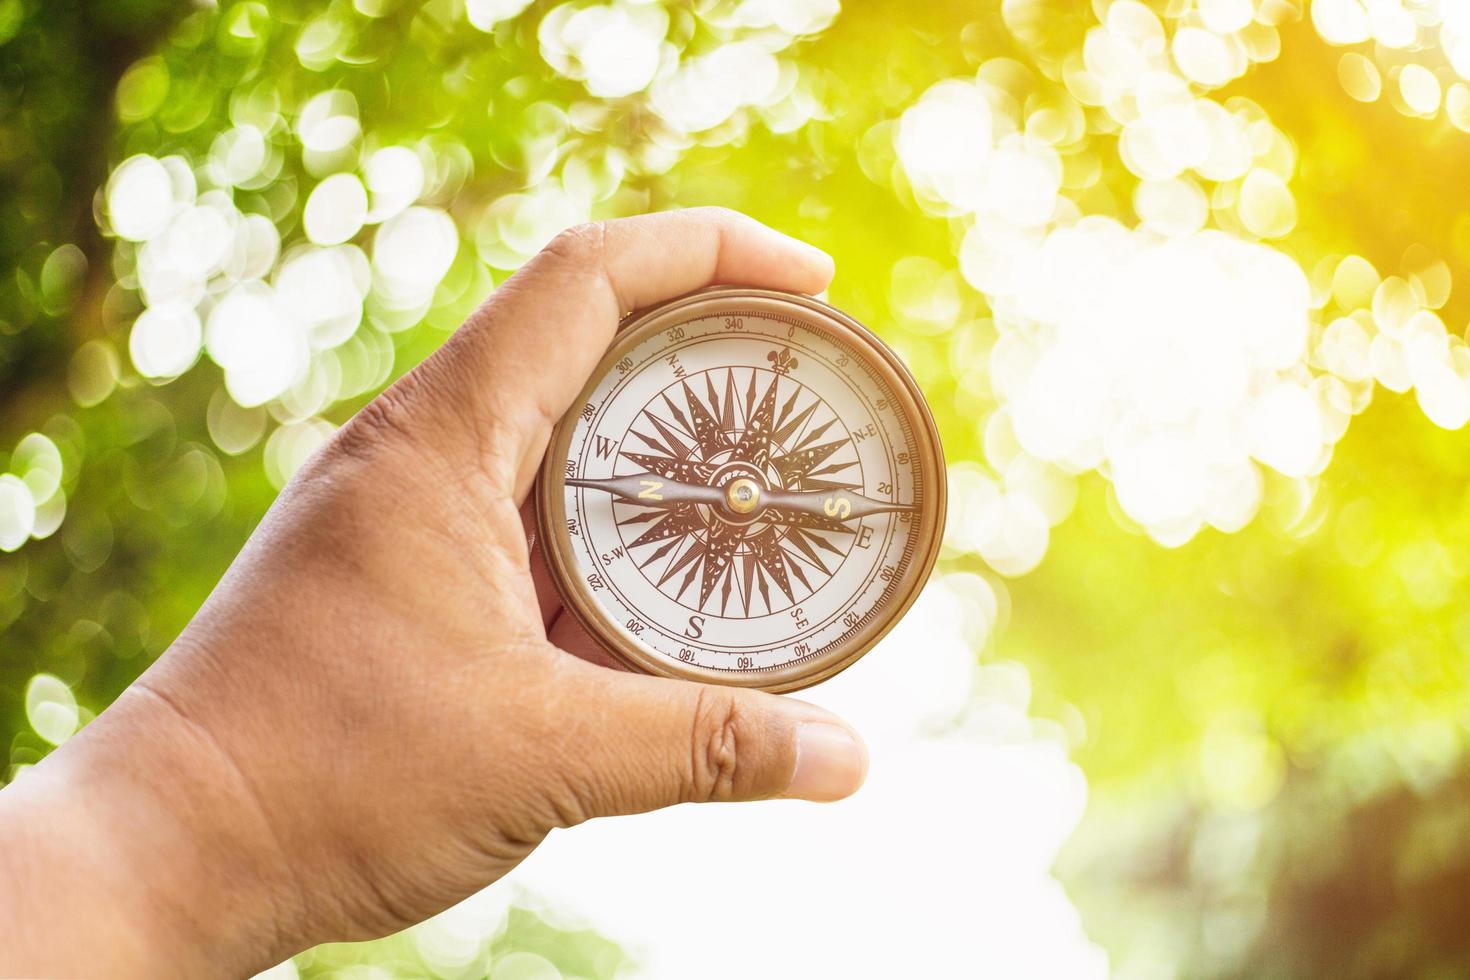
[436,207,836,498]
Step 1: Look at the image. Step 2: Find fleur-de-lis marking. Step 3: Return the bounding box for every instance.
[767,347,799,376]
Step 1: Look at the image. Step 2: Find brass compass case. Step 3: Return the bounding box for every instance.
[536,287,946,693]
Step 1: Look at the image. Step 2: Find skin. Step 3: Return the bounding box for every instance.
[0,209,868,978]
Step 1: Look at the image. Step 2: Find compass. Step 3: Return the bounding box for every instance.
[536,287,945,693]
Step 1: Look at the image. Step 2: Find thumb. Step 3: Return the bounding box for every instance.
[550,661,868,819]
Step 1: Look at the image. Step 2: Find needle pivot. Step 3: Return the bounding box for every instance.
[725,477,761,515]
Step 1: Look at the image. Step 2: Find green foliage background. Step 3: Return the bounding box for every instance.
[6,0,1470,976]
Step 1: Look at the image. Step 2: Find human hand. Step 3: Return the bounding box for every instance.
[0,209,867,978]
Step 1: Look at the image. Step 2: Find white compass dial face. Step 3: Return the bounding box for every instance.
[554,305,933,679]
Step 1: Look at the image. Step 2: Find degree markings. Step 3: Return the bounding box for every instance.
[567,312,924,670]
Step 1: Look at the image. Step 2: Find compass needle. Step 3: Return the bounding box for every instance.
[539,288,944,692]
[755,487,918,523]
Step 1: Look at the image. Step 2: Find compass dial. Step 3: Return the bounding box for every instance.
[537,287,945,693]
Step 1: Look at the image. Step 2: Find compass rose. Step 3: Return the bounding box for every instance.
[609,366,862,616]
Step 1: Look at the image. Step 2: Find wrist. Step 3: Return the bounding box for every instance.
[0,681,300,977]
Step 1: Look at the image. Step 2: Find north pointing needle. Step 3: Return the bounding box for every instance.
[565,474,725,507]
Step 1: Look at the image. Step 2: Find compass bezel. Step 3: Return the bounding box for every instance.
[535,286,946,693]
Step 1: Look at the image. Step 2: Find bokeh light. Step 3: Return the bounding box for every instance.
[10,0,1470,976]
[24,674,78,747]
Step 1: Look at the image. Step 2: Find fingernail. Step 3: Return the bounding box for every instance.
[784,723,868,802]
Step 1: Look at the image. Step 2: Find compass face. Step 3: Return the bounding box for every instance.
[537,288,945,693]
